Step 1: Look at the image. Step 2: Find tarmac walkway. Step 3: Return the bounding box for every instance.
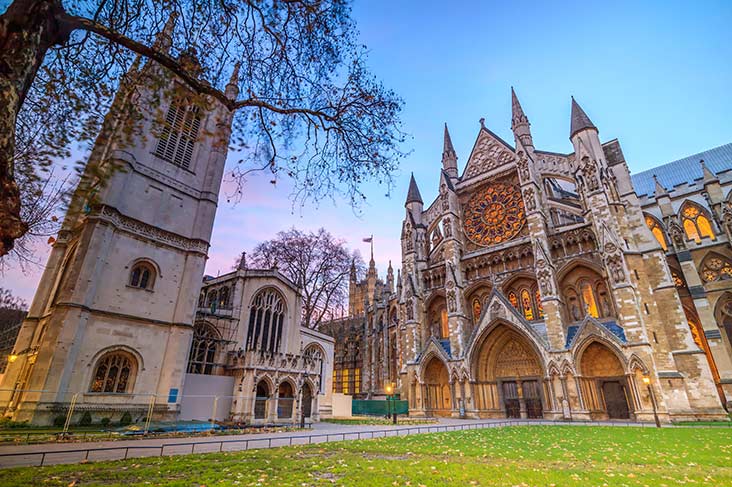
[0,418,653,468]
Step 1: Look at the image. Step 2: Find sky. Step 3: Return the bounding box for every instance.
[4,0,732,303]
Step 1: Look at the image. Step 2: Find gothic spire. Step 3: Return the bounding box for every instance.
[349,258,357,281]
[153,12,177,53]
[225,62,241,100]
[511,87,533,149]
[405,173,423,206]
[569,96,597,139]
[442,124,458,178]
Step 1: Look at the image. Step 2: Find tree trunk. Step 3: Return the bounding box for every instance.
[0,0,71,255]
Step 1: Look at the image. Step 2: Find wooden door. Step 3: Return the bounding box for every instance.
[522,380,543,419]
[502,381,521,418]
[602,381,630,419]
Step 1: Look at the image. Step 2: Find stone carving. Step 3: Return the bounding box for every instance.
[406,297,414,320]
[443,217,452,238]
[516,155,530,181]
[447,290,456,312]
[464,134,516,179]
[537,268,554,296]
[523,187,536,212]
[97,205,209,254]
[489,300,504,319]
[605,254,626,284]
[576,156,599,192]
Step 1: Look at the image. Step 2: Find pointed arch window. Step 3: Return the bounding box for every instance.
[90,351,137,393]
[681,203,716,243]
[508,292,519,309]
[246,288,286,352]
[520,289,534,320]
[535,289,544,319]
[440,308,449,338]
[187,322,220,374]
[154,101,201,170]
[644,215,668,250]
[472,298,482,323]
[700,255,732,283]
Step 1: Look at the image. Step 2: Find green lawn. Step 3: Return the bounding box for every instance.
[1,426,731,486]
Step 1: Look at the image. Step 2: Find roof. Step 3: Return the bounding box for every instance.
[405,173,423,205]
[631,142,732,197]
[569,97,597,138]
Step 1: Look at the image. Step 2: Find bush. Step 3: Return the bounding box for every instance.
[53,415,66,427]
[100,417,111,427]
[119,412,132,426]
[78,411,92,426]
[0,417,29,429]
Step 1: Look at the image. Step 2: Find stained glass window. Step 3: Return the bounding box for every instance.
[681,202,715,243]
[508,292,519,309]
[342,369,350,393]
[440,308,449,338]
[472,298,482,323]
[701,255,732,283]
[90,352,136,393]
[580,281,599,318]
[644,215,667,250]
[463,183,526,246]
[520,289,534,320]
[535,289,544,319]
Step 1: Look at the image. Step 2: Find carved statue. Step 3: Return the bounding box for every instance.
[447,290,456,312]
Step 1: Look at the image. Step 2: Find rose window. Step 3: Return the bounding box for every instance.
[463,183,526,246]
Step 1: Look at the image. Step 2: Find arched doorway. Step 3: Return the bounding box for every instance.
[278,381,295,419]
[579,342,631,420]
[302,383,313,418]
[423,356,451,416]
[254,380,270,420]
[473,324,545,419]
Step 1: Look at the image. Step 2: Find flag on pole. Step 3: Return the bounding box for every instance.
[362,236,373,243]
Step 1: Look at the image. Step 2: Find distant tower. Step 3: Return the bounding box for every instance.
[0,17,236,423]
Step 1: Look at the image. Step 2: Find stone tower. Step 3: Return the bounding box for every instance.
[0,19,236,423]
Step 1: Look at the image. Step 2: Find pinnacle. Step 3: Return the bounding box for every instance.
[570,96,597,139]
[405,173,423,205]
[443,123,456,155]
[511,87,528,128]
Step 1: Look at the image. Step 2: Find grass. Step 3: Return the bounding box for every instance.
[1,426,731,486]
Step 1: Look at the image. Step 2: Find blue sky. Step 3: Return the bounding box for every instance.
[6,0,732,302]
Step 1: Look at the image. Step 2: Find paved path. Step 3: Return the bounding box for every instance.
[0,418,650,468]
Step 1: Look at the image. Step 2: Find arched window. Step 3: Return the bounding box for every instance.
[680,202,716,243]
[535,289,544,319]
[206,290,218,311]
[472,298,482,323]
[644,215,668,250]
[700,254,732,283]
[187,322,220,374]
[508,292,519,309]
[246,288,286,352]
[129,262,155,290]
[154,101,201,170]
[561,265,614,322]
[440,308,449,338]
[520,289,534,320]
[90,351,137,393]
[218,287,230,309]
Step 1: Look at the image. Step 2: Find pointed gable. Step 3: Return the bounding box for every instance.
[461,126,517,181]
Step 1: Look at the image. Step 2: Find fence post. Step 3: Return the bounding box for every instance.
[143,394,156,435]
[62,393,79,438]
[211,396,219,431]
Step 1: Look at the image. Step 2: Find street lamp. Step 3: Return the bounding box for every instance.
[642,376,661,428]
[385,383,396,424]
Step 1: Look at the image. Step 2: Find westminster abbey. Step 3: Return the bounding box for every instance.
[325,90,732,422]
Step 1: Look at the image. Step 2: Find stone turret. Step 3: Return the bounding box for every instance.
[511,87,533,151]
[442,124,458,178]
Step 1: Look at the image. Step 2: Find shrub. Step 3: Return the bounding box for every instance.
[78,411,92,426]
[100,417,111,427]
[53,415,66,427]
[119,412,132,426]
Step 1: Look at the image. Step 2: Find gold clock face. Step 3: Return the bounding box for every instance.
[463,183,526,246]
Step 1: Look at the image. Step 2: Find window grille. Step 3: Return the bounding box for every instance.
[154,102,201,169]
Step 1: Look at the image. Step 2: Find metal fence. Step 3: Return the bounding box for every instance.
[0,419,668,468]
[0,387,312,442]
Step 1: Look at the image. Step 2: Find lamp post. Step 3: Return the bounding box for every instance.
[385,383,397,424]
[642,376,661,428]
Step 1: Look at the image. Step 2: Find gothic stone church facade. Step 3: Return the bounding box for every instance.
[397,91,731,422]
